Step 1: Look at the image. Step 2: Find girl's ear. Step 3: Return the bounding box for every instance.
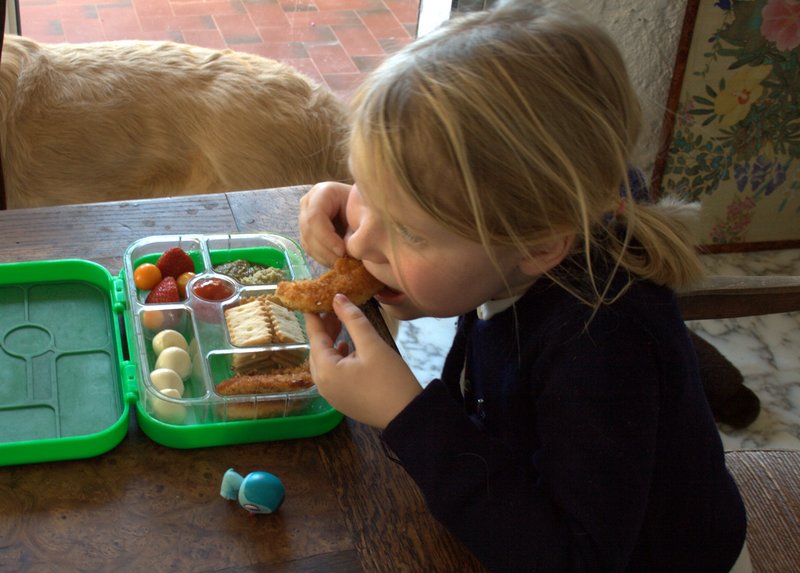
[518,234,574,277]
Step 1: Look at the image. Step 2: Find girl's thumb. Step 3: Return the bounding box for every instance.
[332,293,374,344]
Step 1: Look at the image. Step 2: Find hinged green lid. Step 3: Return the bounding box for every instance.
[0,259,131,466]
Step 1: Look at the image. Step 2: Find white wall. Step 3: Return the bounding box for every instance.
[567,0,689,174]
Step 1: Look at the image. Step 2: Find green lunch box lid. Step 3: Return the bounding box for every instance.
[0,234,343,466]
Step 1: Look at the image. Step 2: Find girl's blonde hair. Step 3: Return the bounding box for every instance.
[349,0,703,306]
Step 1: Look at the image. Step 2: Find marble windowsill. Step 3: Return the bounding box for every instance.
[688,248,800,451]
[395,248,800,452]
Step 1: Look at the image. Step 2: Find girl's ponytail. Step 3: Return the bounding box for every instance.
[610,197,705,291]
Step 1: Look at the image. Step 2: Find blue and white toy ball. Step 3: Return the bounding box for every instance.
[220,468,285,514]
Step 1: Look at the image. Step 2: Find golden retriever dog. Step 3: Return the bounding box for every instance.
[0,35,350,209]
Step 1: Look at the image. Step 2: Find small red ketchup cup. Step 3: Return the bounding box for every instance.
[191,276,236,323]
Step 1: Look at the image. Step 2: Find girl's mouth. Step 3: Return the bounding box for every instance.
[374,285,404,305]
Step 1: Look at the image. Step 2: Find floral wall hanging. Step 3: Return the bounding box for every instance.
[653,0,800,252]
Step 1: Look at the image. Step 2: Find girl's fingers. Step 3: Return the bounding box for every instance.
[304,313,336,356]
[299,182,350,265]
[306,294,420,429]
[305,311,348,370]
[330,294,378,348]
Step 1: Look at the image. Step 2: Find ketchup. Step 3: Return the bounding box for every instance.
[192,277,235,301]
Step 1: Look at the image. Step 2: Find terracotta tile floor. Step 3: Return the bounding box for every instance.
[17,0,421,99]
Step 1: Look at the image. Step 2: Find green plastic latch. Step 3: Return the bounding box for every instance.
[122,361,139,402]
[111,276,128,313]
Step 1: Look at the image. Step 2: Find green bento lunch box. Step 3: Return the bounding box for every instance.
[0,233,343,466]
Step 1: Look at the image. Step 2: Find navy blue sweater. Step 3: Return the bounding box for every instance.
[382,272,746,572]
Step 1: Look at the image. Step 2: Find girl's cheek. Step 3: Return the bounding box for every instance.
[394,262,435,302]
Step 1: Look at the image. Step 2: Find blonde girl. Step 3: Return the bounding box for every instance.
[301,1,748,571]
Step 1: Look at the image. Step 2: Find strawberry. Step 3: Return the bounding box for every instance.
[145,277,180,304]
[156,247,195,279]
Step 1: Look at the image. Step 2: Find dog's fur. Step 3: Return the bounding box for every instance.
[0,35,350,209]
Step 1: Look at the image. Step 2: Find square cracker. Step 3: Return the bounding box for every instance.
[226,300,272,347]
[266,301,305,343]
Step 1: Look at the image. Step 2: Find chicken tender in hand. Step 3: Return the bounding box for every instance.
[275,257,383,313]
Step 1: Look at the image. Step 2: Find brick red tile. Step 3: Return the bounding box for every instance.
[378,35,412,54]
[54,0,118,5]
[53,0,107,5]
[385,0,420,25]
[315,0,383,11]
[139,14,215,33]
[16,1,48,19]
[214,12,260,43]
[357,8,411,40]
[280,2,316,13]
[97,5,144,40]
[136,29,185,41]
[61,17,106,41]
[242,5,286,28]
[59,4,99,20]
[17,5,61,37]
[351,53,385,73]
[17,18,65,41]
[181,28,227,47]
[171,0,246,17]
[131,0,173,19]
[17,0,420,106]
[307,42,358,74]
[257,23,335,43]
[332,23,383,56]
[284,9,361,28]
[281,57,324,85]
[20,3,96,24]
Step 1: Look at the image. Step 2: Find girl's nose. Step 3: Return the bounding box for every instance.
[344,191,387,263]
[345,212,385,262]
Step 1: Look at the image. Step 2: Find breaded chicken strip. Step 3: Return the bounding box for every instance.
[275,257,383,313]
[216,364,314,395]
[216,364,314,419]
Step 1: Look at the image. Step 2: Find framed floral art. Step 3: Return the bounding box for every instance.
[652,0,800,252]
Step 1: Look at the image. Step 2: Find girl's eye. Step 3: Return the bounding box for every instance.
[394,223,424,245]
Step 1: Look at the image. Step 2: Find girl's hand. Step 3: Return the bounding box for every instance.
[299,181,352,267]
[305,294,422,429]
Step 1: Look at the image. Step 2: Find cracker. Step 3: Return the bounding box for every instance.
[266,301,305,343]
[224,297,306,350]
[225,300,273,347]
[231,351,275,371]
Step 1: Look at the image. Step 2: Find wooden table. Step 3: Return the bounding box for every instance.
[0,187,486,572]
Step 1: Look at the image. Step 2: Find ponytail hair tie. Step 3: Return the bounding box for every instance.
[602,199,627,225]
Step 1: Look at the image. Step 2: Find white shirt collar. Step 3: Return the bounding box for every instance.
[476,294,522,320]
